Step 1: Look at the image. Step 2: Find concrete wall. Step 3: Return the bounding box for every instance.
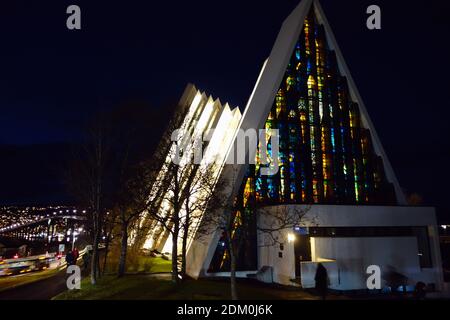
[186,228,220,278]
[312,237,421,290]
[300,260,339,288]
[257,205,444,291]
[257,227,297,286]
[190,204,444,292]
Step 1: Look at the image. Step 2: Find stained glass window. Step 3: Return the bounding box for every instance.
[209,6,397,273]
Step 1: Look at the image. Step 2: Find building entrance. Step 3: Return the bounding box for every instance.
[294,227,312,280]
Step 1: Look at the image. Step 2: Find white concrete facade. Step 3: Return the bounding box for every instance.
[140,84,242,253]
[257,205,444,291]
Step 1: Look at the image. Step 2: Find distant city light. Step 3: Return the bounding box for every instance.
[0,206,87,241]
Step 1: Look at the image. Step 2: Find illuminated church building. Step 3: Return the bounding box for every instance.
[143,0,444,291]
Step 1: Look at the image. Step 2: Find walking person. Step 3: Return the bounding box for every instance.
[65,250,74,266]
[72,247,79,263]
[315,263,329,300]
[83,249,91,270]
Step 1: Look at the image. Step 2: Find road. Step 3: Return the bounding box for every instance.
[0,265,87,300]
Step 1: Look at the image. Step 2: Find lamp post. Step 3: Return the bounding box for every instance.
[72,231,79,250]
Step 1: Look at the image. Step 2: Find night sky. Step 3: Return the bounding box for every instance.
[0,1,449,222]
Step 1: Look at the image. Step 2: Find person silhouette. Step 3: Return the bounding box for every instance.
[315,263,329,300]
[65,250,74,266]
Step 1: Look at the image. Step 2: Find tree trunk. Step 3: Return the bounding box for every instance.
[171,222,180,284]
[96,246,101,278]
[227,231,238,300]
[102,231,111,275]
[181,203,190,278]
[90,226,99,285]
[181,228,187,278]
[118,221,128,277]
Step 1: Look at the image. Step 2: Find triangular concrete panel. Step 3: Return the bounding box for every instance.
[187,0,407,279]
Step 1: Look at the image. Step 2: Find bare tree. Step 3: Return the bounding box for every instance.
[195,166,242,300]
[257,205,312,247]
[140,107,191,284]
[65,112,113,285]
[144,162,225,283]
[116,162,156,277]
[66,101,163,283]
[145,161,188,283]
[197,166,311,300]
[140,103,227,283]
[102,209,117,275]
[179,163,222,278]
[107,103,163,278]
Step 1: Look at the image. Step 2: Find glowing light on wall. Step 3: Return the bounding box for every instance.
[287,233,295,243]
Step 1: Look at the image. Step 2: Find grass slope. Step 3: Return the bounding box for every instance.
[53,275,320,300]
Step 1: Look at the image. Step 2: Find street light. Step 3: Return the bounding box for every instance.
[72,235,78,250]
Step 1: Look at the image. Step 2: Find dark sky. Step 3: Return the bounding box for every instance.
[0,0,449,221]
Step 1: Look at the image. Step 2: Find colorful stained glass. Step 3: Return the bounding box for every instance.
[209,6,397,273]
